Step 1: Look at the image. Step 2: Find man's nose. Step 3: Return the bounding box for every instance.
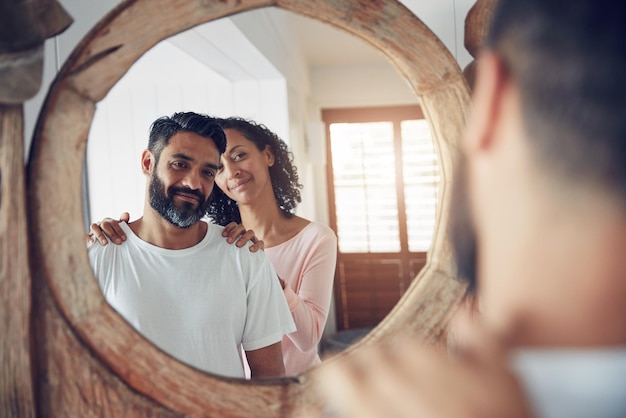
[183,169,203,191]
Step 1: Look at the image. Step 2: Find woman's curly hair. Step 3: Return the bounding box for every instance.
[206,117,303,226]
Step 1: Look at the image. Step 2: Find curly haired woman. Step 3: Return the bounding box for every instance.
[209,117,337,376]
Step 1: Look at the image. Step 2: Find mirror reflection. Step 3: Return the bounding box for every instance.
[85,7,437,378]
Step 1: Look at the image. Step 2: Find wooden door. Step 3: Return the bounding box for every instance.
[323,105,440,330]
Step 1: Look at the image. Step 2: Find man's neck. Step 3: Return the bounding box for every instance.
[128,209,207,250]
[486,195,626,349]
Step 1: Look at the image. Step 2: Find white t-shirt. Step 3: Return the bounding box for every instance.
[88,221,296,378]
[511,347,626,418]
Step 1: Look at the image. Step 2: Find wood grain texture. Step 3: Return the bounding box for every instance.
[26,0,472,415]
[464,0,497,58]
[31,269,179,418]
[0,106,35,418]
[463,1,497,90]
[0,0,72,103]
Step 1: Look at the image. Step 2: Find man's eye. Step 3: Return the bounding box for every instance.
[172,161,186,169]
[204,170,216,177]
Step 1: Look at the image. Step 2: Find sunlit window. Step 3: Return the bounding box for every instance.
[330,122,400,252]
[328,117,439,253]
[401,120,439,251]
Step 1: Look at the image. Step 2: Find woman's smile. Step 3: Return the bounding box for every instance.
[229,178,252,192]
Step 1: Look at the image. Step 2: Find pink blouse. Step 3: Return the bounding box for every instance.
[265,221,338,375]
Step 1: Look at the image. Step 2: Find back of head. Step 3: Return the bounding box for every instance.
[148,112,227,162]
[486,0,626,207]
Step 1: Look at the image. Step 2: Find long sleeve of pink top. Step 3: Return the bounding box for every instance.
[264,221,337,375]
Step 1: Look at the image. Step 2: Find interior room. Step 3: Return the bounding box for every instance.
[5,1,624,416]
[6,0,480,415]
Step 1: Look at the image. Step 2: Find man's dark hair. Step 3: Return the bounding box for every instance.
[206,117,303,225]
[148,112,227,164]
[486,0,626,206]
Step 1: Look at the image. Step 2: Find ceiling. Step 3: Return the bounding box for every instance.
[278,1,473,69]
[168,2,472,82]
[284,11,390,68]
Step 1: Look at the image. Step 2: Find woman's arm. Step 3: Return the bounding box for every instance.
[282,230,337,352]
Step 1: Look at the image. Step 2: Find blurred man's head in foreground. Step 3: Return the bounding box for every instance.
[449,0,626,346]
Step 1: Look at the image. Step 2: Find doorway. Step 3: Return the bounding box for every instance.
[323,105,440,330]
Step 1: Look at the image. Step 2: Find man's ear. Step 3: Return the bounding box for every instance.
[463,51,511,153]
[141,149,154,176]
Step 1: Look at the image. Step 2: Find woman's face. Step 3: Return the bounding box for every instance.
[216,128,275,205]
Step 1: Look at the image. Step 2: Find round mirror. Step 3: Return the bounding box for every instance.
[29,0,469,415]
[85,6,439,376]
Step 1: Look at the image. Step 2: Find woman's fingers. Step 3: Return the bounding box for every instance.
[221,222,241,243]
[238,230,264,251]
[88,215,128,246]
[222,222,265,251]
[89,222,110,246]
[100,217,126,244]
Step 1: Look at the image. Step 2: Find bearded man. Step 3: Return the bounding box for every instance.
[88,112,295,379]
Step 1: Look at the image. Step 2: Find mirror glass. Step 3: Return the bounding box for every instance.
[85,6,434,379]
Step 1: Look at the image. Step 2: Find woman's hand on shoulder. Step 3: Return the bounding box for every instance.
[88,212,130,246]
[222,222,264,252]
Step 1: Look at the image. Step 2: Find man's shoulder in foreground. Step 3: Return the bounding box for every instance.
[511,347,626,418]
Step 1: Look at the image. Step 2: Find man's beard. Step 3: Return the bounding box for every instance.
[448,155,478,294]
[149,171,208,229]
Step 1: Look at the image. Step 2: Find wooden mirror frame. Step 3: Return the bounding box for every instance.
[28,0,470,415]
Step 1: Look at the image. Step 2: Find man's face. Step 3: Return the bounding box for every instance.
[447,51,538,339]
[448,154,478,293]
[147,132,220,228]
